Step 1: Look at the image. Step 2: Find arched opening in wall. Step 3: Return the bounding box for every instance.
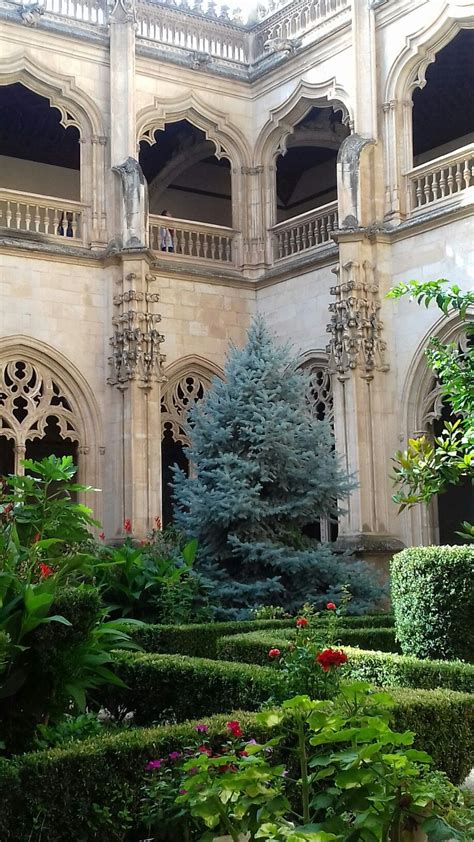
[0,358,81,475]
[140,120,233,260]
[160,371,210,527]
[300,359,338,542]
[412,29,474,166]
[276,107,349,224]
[0,83,82,239]
[432,403,474,544]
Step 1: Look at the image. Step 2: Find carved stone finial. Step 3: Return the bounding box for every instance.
[108,0,136,24]
[19,3,44,25]
[326,262,389,375]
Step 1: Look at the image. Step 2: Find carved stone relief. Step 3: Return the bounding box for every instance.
[326,261,389,375]
[161,372,209,446]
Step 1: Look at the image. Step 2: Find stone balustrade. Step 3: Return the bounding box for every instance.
[407,143,474,212]
[271,201,338,261]
[149,213,236,264]
[0,190,85,243]
[38,0,107,24]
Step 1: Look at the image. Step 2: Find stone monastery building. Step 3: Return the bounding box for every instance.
[0,0,473,564]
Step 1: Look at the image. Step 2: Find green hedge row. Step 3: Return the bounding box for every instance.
[98,651,474,783]
[130,615,393,658]
[216,633,473,693]
[215,627,399,659]
[391,546,474,662]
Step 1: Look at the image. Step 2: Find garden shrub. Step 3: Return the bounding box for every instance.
[98,651,474,782]
[217,633,473,692]
[0,586,102,753]
[131,616,394,658]
[391,546,474,660]
[0,690,472,840]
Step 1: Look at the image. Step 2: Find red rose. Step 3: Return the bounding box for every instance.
[268,648,281,658]
[227,720,243,738]
[316,648,348,673]
[123,518,132,534]
[39,562,53,578]
[296,617,308,627]
[326,602,336,610]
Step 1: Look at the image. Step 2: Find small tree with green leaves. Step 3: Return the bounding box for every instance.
[387,280,473,540]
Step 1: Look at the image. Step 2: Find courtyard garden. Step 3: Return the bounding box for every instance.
[0,283,473,841]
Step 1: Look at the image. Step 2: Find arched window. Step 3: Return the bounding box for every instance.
[300,357,337,542]
[418,331,473,545]
[161,366,218,526]
[0,359,80,476]
[0,83,83,240]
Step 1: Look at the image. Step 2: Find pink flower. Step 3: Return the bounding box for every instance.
[169,751,182,761]
[123,518,132,534]
[268,648,281,658]
[326,602,336,610]
[146,759,163,770]
[179,788,187,795]
[195,723,209,733]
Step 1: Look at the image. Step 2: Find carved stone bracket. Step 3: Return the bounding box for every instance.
[263,36,302,56]
[108,272,165,387]
[326,262,389,375]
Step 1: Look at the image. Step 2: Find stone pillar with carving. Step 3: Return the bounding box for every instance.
[240,165,266,274]
[107,258,165,538]
[326,247,404,571]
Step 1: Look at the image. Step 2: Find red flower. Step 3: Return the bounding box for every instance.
[326,602,336,610]
[296,617,308,627]
[39,562,53,578]
[154,516,162,530]
[139,539,148,546]
[227,720,243,738]
[316,648,348,673]
[268,648,281,658]
[197,745,212,755]
[98,532,105,541]
[33,532,41,544]
[123,518,132,534]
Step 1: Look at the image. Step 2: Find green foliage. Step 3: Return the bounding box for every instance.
[387,280,473,534]
[254,684,473,841]
[216,628,399,666]
[96,526,200,623]
[251,604,289,620]
[391,546,474,661]
[94,650,474,783]
[132,618,296,658]
[34,712,104,750]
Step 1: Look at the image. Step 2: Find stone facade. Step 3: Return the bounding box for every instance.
[0,0,472,554]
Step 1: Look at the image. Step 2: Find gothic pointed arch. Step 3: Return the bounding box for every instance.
[136,92,251,168]
[255,78,352,164]
[160,355,224,526]
[401,311,473,545]
[0,52,105,139]
[0,337,103,516]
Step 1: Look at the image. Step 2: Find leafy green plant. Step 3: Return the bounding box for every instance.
[251,605,289,621]
[267,603,349,701]
[387,280,473,539]
[96,523,199,622]
[34,712,104,750]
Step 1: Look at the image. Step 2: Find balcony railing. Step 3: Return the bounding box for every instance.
[149,214,236,264]
[407,143,474,212]
[271,202,338,262]
[0,190,85,244]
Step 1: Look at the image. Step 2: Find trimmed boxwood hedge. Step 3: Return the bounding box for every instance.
[216,633,473,693]
[130,615,394,658]
[391,546,474,661]
[97,651,474,783]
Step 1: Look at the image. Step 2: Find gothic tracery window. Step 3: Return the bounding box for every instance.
[0,359,80,476]
[161,371,211,526]
[302,359,337,542]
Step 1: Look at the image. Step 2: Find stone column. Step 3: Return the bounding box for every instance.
[240,165,267,275]
[106,256,165,538]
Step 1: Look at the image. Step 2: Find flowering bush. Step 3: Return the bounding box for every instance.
[267,603,348,700]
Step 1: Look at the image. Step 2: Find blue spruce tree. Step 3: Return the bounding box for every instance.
[173,318,382,617]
